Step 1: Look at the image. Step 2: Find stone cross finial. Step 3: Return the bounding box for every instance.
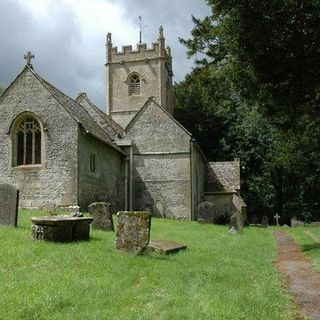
[24,51,35,65]
[274,213,280,226]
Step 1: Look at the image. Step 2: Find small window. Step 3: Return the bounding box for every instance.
[129,74,140,95]
[90,153,96,173]
[13,116,42,166]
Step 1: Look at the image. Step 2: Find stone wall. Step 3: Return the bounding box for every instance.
[0,68,78,208]
[78,133,125,211]
[125,99,192,219]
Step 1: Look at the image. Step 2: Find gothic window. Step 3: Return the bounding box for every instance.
[129,74,140,95]
[13,116,42,166]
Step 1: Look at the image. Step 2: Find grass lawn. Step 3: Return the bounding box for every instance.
[0,211,294,320]
[289,226,320,272]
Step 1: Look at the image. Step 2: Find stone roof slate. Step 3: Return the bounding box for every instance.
[25,66,124,154]
[75,93,124,140]
[206,160,241,193]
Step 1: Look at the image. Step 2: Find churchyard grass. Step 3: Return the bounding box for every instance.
[0,210,294,320]
[289,226,320,272]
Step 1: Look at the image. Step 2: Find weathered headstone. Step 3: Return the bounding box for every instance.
[251,215,259,224]
[154,200,166,218]
[228,211,245,232]
[261,216,269,227]
[44,201,56,214]
[291,218,304,228]
[0,183,19,227]
[88,202,114,231]
[228,226,238,234]
[310,221,320,227]
[198,202,215,223]
[116,211,151,255]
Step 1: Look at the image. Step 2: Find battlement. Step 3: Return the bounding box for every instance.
[106,26,171,64]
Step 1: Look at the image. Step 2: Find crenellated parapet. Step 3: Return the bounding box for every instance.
[106,27,171,64]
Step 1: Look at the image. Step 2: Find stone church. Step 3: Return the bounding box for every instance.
[0,27,245,220]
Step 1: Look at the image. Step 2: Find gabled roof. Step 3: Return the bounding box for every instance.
[125,97,192,137]
[1,64,125,155]
[75,93,124,140]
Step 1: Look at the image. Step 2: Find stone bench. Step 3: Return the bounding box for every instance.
[31,216,94,242]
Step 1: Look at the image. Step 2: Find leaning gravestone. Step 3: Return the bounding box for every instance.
[198,202,215,223]
[229,211,245,233]
[0,183,19,227]
[116,211,151,255]
[88,202,114,231]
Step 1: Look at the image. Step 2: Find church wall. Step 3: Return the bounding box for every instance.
[78,133,125,211]
[0,69,78,208]
[125,101,192,219]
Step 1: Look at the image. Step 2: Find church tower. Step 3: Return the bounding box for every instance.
[105,26,173,128]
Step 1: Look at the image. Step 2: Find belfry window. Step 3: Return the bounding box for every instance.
[129,74,140,95]
[14,117,41,166]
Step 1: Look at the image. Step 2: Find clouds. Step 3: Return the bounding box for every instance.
[0,0,209,108]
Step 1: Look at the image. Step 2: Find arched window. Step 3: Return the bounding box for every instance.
[13,116,42,166]
[129,74,140,95]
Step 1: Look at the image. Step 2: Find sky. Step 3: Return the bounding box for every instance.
[0,0,210,108]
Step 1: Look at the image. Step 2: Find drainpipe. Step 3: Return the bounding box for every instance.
[129,145,133,211]
[190,138,195,221]
[124,155,129,210]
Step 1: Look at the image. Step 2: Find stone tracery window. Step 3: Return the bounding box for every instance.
[129,73,140,95]
[13,116,42,166]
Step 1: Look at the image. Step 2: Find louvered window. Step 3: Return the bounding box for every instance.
[129,74,140,95]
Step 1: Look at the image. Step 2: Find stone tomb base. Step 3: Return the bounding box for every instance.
[31,216,94,242]
[147,240,187,254]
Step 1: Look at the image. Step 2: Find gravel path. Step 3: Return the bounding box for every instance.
[273,231,320,320]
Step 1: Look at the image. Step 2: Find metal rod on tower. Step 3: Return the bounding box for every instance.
[139,16,142,44]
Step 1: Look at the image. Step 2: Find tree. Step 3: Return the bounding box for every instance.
[176,0,320,221]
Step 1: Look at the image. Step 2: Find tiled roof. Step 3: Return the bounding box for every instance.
[28,66,124,154]
[75,93,124,140]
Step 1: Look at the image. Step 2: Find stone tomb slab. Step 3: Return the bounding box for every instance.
[0,183,19,227]
[31,216,94,242]
[147,240,187,254]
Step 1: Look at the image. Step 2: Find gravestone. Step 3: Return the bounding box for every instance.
[154,200,166,218]
[228,226,238,234]
[88,202,114,231]
[198,202,215,223]
[229,211,245,233]
[274,213,280,226]
[44,201,56,214]
[291,218,304,228]
[0,183,19,227]
[251,215,259,224]
[116,211,151,255]
[310,221,320,227]
[261,216,269,227]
